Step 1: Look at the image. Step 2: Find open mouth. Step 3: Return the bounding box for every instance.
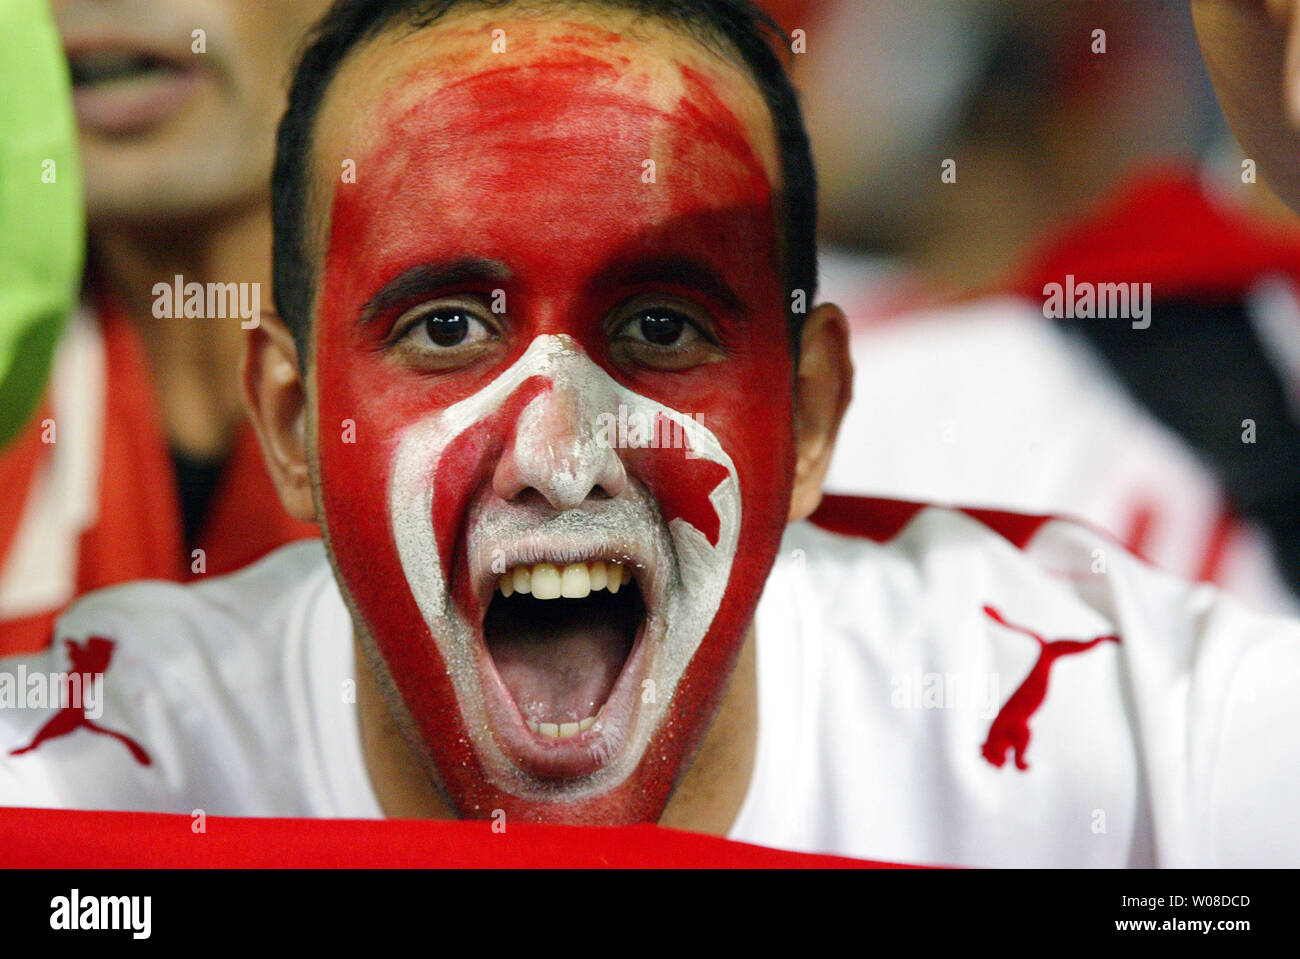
[69,51,183,89]
[477,558,651,779]
[486,561,645,737]
[64,47,202,134]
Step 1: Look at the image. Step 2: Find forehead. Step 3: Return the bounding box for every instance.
[308,9,782,264]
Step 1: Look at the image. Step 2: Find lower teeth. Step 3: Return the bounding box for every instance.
[527,716,596,739]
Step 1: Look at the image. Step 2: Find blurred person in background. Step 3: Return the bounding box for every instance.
[0,0,331,655]
[768,0,1300,613]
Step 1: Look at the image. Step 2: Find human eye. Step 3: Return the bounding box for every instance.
[390,300,499,368]
[609,301,722,371]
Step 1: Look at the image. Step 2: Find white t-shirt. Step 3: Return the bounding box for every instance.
[2,499,1298,867]
[0,541,380,819]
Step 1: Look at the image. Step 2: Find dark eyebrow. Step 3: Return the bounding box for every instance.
[588,256,746,314]
[358,258,513,324]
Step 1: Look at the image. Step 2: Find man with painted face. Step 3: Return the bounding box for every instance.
[257,0,840,830]
[2,0,1299,866]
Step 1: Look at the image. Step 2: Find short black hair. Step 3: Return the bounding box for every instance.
[271,0,818,359]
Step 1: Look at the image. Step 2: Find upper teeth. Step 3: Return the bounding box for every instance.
[498,561,628,600]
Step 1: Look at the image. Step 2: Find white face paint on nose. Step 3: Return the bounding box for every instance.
[491,368,628,510]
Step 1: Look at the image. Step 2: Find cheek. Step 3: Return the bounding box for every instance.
[649,330,797,539]
[313,330,437,636]
[314,338,405,528]
[312,333,487,782]
[685,338,795,630]
[630,331,795,640]
[717,380,794,612]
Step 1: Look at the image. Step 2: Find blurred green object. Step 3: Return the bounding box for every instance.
[0,0,84,448]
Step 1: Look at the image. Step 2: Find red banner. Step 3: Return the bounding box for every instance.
[0,807,909,868]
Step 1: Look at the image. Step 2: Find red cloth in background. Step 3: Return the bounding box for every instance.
[0,295,318,657]
[1016,165,1300,301]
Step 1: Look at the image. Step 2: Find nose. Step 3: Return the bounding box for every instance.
[492,385,627,510]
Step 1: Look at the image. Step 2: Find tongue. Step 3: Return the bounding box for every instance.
[486,593,635,725]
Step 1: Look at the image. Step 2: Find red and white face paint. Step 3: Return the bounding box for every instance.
[310,18,795,821]
[390,332,740,801]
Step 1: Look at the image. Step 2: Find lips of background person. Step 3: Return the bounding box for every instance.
[313,33,796,821]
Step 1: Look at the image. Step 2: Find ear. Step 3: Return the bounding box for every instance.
[243,309,315,523]
[788,303,853,523]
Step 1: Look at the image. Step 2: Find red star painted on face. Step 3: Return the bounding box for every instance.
[630,412,731,548]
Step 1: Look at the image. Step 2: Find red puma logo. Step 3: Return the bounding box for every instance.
[980,606,1118,771]
[9,637,151,766]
